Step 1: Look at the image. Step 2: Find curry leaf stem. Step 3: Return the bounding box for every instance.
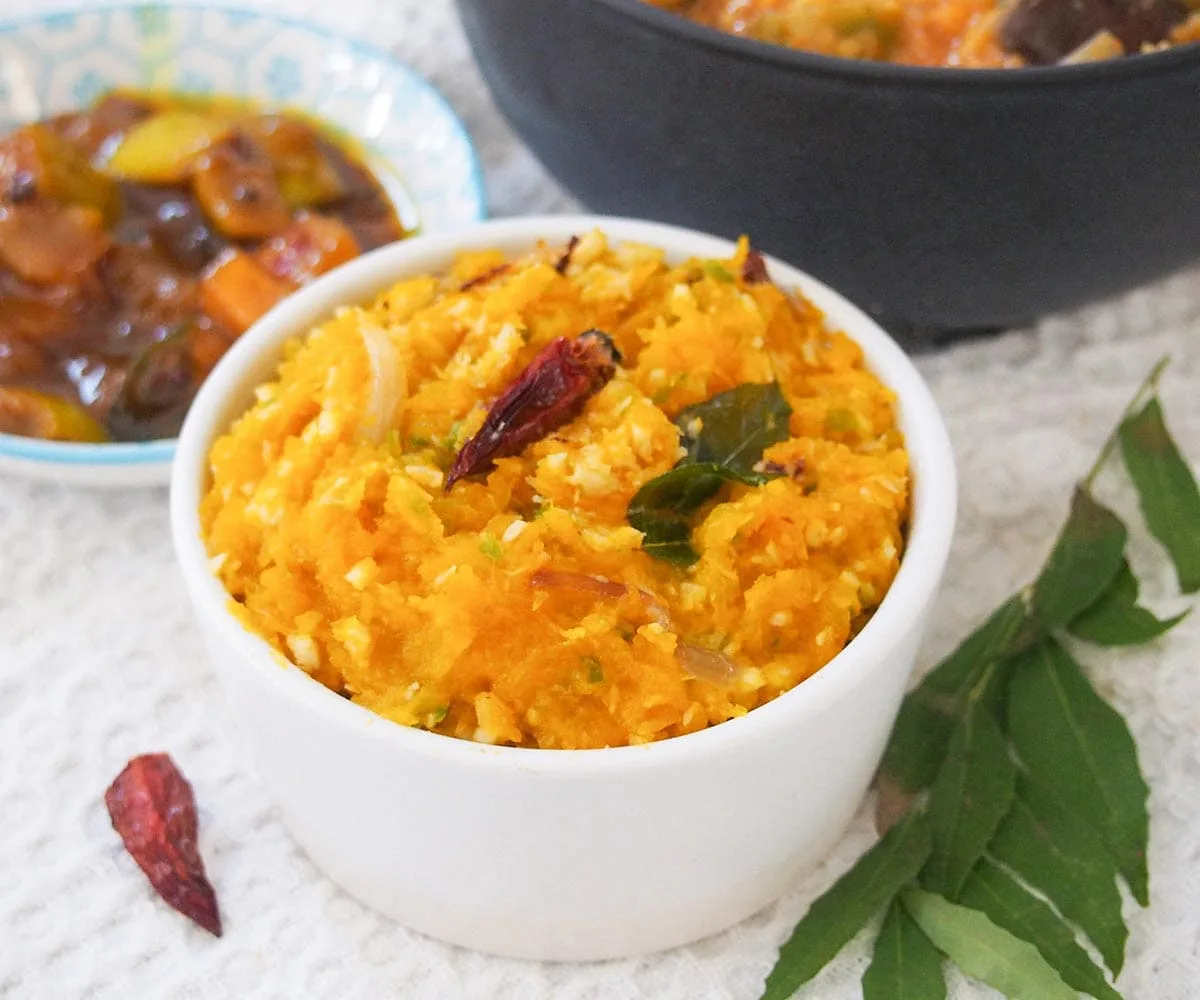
[1082,356,1170,491]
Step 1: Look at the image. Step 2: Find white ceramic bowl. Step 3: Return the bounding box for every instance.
[170,215,957,961]
[0,3,485,488]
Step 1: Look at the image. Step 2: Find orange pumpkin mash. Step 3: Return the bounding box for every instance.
[200,232,909,749]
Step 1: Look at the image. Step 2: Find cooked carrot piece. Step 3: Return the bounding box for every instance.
[200,249,289,335]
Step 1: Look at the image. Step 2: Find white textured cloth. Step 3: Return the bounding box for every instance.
[1,2,1198,997]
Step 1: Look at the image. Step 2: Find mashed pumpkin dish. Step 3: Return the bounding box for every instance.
[200,232,909,749]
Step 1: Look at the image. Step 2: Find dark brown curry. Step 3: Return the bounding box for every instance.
[0,91,406,444]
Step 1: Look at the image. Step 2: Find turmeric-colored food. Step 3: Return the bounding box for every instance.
[649,0,1200,67]
[201,232,910,749]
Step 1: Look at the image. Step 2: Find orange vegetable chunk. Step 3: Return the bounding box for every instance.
[200,249,289,335]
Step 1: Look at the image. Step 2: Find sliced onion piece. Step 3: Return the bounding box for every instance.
[676,642,738,685]
[529,569,628,599]
[358,320,403,443]
[530,569,673,626]
[529,568,735,684]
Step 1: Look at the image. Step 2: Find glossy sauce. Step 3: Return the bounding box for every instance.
[0,93,406,443]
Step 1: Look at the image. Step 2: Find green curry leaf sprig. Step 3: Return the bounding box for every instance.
[760,359,1197,1000]
[627,382,793,565]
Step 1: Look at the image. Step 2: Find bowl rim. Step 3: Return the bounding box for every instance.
[171,214,958,774]
[587,0,1200,86]
[0,435,176,465]
[0,0,487,473]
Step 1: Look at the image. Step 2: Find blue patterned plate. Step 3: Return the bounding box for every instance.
[0,3,486,487]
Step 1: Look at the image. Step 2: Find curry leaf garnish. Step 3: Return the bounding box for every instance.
[758,359,1200,1000]
[861,900,947,1000]
[878,595,1028,796]
[1119,396,1200,594]
[760,811,932,1000]
[1031,488,1128,631]
[627,464,747,566]
[629,383,793,565]
[921,698,1016,900]
[988,777,1128,975]
[959,857,1123,1000]
[1069,560,1189,646]
[1006,639,1150,907]
[901,888,1078,1000]
[675,382,793,475]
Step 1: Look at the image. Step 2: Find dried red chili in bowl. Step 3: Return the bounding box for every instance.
[445,329,622,489]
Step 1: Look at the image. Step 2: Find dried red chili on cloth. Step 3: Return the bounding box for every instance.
[445,329,621,489]
[104,753,222,937]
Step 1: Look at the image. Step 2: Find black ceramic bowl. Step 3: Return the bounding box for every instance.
[457,0,1200,339]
